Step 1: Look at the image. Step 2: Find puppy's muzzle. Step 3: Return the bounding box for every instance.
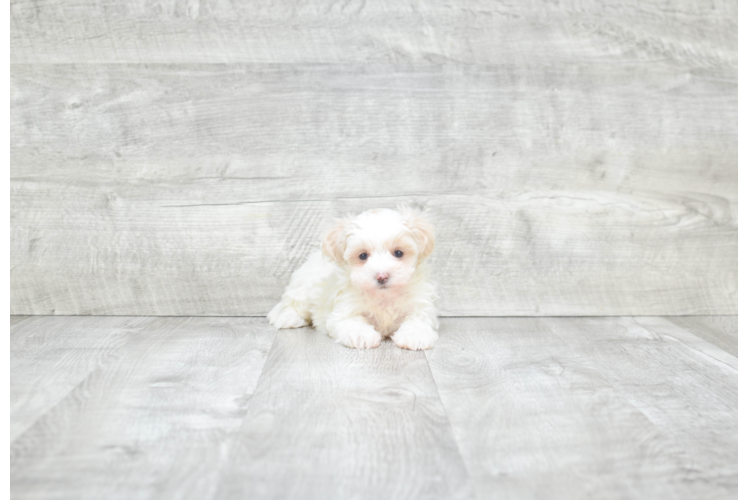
[376,273,389,285]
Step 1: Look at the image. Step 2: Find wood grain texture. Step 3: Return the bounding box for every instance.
[10,317,277,500]
[631,316,736,369]
[10,1,737,65]
[9,64,737,316]
[10,63,737,197]
[736,379,748,492]
[10,315,156,441]
[665,315,737,357]
[426,317,737,500]
[10,315,737,499]
[216,327,474,500]
[10,186,737,316]
[10,315,32,327]
[10,1,737,316]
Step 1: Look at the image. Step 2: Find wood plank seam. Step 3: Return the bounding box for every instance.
[422,352,480,499]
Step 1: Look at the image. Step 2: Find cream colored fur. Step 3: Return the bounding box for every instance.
[267,207,439,350]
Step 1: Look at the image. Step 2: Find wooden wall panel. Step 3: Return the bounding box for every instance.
[10,1,737,66]
[10,182,736,316]
[10,64,737,199]
[10,2,737,316]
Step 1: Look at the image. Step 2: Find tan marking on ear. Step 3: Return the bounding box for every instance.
[321,216,353,263]
[398,205,435,262]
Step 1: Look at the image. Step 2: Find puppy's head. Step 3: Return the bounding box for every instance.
[321,207,435,293]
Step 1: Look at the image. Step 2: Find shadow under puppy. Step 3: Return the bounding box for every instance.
[268,207,438,350]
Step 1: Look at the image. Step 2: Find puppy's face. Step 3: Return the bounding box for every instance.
[322,208,434,293]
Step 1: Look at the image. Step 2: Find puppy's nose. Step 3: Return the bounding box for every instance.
[376,273,389,285]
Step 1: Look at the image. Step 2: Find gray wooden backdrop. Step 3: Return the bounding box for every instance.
[10,0,737,316]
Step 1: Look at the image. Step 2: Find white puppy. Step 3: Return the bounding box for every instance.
[267,206,439,350]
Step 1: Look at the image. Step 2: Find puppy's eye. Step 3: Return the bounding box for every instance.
[394,250,403,258]
[359,253,368,261]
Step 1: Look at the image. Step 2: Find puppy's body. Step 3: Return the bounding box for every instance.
[268,208,439,350]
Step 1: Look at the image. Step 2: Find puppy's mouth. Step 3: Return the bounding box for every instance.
[376,281,405,291]
[375,282,391,290]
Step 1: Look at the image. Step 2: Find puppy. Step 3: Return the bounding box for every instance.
[267,207,438,350]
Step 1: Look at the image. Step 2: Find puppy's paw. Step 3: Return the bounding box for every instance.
[267,303,308,329]
[392,321,438,351]
[334,323,382,349]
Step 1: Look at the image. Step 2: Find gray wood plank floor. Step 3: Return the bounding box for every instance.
[10,315,737,500]
[665,316,738,358]
[426,317,737,500]
[11,317,277,500]
[216,327,473,499]
[10,316,157,442]
[10,316,29,328]
[738,379,748,492]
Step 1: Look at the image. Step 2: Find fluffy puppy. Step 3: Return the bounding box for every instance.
[267,207,438,350]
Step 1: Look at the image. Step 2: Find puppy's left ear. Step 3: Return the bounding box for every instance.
[400,206,435,262]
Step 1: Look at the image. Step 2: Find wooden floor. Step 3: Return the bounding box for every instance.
[10,315,737,499]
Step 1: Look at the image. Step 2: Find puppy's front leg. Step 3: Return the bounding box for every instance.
[392,313,439,351]
[327,316,382,349]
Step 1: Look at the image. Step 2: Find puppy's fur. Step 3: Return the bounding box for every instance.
[268,207,438,350]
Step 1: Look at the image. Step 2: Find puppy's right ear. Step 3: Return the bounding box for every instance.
[321,216,353,263]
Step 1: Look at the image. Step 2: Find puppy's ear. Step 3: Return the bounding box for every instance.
[321,216,353,263]
[399,205,435,262]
